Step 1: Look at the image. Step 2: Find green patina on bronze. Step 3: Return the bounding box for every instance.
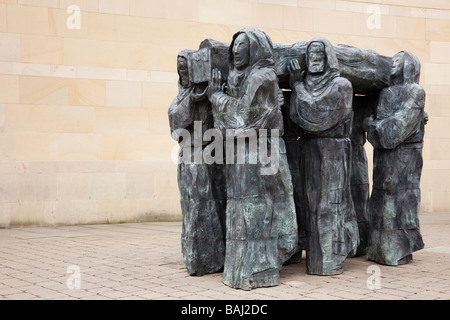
[170,29,426,289]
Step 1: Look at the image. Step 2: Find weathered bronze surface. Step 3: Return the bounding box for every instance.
[169,50,226,276]
[208,28,298,290]
[288,38,359,275]
[365,51,426,266]
[170,29,426,288]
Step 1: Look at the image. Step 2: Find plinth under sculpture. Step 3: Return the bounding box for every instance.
[170,28,426,289]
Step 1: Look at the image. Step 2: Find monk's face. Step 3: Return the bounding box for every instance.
[307,42,326,74]
[391,53,404,77]
[233,33,250,70]
[177,57,189,87]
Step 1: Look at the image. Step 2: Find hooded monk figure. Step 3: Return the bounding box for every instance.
[288,37,360,276]
[365,51,426,266]
[207,28,298,290]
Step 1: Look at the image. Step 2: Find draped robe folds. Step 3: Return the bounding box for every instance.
[350,95,377,256]
[168,81,226,276]
[289,38,359,275]
[366,80,425,266]
[280,91,307,263]
[209,32,298,290]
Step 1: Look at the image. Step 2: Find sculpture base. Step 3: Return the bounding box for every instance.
[306,264,344,276]
[398,254,413,265]
[224,268,280,291]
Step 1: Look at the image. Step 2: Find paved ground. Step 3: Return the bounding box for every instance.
[0,212,449,301]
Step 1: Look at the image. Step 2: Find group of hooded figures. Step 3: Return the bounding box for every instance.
[169,28,426,290]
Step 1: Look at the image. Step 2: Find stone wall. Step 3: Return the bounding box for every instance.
[0,0,449,227]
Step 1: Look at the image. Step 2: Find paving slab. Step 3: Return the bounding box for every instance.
[0,212,449,301]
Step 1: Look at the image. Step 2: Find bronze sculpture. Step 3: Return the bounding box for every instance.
[208,28,298,290]
[364,51,426,265]
[350,94,377,256]
[170,29,426,287]
[288,38,360,275]
[169,50,226,276]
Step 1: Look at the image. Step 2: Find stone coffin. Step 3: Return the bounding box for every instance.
[187,38,392,95]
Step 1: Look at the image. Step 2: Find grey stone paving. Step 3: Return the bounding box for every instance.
[0,212,449,300]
